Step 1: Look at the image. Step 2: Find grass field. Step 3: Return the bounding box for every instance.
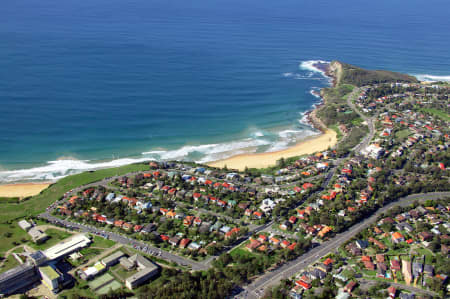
[91,235,116,249]
[88,273,115,290]
[229,242,258,259]
[0,163,149,224]
[97,280,122,295]
[420,108,450,121]
[395,129,412,140]
[29,228,73,251]
[0,224,30,253]
[0,254,21,272]
[110,263,137,281]
[0,163,147,257]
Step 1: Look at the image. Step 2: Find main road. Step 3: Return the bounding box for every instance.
[237,191,450,299]
[38,212,209,271]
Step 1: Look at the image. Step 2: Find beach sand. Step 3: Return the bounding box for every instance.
[0,183,50,198]
[207,129,337,170]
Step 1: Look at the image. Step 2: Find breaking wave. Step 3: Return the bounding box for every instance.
[413,74,450,82]
[299,60,330,77]
[0,60,334,183]
[0,157,153,183]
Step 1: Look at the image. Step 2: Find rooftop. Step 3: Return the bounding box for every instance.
[39,265,60,281]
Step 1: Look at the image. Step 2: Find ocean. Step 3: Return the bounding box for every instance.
[1,0,450,183]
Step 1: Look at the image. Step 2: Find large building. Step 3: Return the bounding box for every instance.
[39,265,61,292]
[43,234,91,260]
[28,227,49,244]
[124,254,159,289]
[0,264,40,296]
[101,251,125,268]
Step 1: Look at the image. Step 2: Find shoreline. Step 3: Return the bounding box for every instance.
[207,61,335,170]
[0,182,51,198]
[207,128,337,170]
[0,61,335,195]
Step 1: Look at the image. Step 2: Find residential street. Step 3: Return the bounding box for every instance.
[236,191,450,298]
[38,212,209,271]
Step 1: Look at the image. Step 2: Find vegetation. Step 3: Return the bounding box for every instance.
[29,228,73,250]
[333,61,419,86]
[419,107,450,121]
[0,163,149,224]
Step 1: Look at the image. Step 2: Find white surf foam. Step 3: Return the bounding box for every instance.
[266,128,319,152]
[413,74,450,82]
[309,87,322,99]
[299,60,330,77]
[282,72,320,80]
[0,157,153,183]
[252,131,265,137]
[143,138,272,162]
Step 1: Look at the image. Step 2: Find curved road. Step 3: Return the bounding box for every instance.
[346,87,375,153]
[238,191,450,299]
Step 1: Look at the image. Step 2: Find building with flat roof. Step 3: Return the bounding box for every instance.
[120,257,135,271]
[18,220,32,231]
[101,251,125,268]
[39,265,61,292]
[43,234,91,260]
[28,250,47,266]
[78,262,106,280]
[0,264,40,296]
[28,227,49,244]
[123,254,159,289]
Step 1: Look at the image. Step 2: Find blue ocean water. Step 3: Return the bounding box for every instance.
[1,0,450,182]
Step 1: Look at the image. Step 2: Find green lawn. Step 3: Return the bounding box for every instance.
[419,108,450,121]
[0,255,21,272]
[88,273,115,290]
[29,228,73,251]
[412,246,434,258]
[69,247,103,267]
[97,280,122,295]
[110,263,137,281]
[0,224,30,253]
[59,278,96,299]
[229,242,260,260]
[351,117,364,126]
[395,129,412,140]
[91,235,116,249]
[0,163,149,224]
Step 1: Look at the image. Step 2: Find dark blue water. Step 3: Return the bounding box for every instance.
[1,0,450,182]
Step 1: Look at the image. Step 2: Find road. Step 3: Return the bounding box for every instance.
[236,191,450,298]
[357,278,438,297]
[38,212,209,271]
[345,87,375,153]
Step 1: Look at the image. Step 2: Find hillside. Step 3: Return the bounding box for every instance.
[328,61,419,86]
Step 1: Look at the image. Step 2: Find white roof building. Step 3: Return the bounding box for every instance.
[43,234,91,260]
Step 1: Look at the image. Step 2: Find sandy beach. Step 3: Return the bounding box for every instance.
[0,183,50,198]
[207,129,337,170]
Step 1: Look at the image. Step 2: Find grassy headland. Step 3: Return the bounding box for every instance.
[328,61,419,86]
[0,163,149,224]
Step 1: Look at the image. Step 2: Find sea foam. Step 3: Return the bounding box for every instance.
[0,157,153,183]
[299,60,330,77]
[413,74,450,82]
[0,60,333,184]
